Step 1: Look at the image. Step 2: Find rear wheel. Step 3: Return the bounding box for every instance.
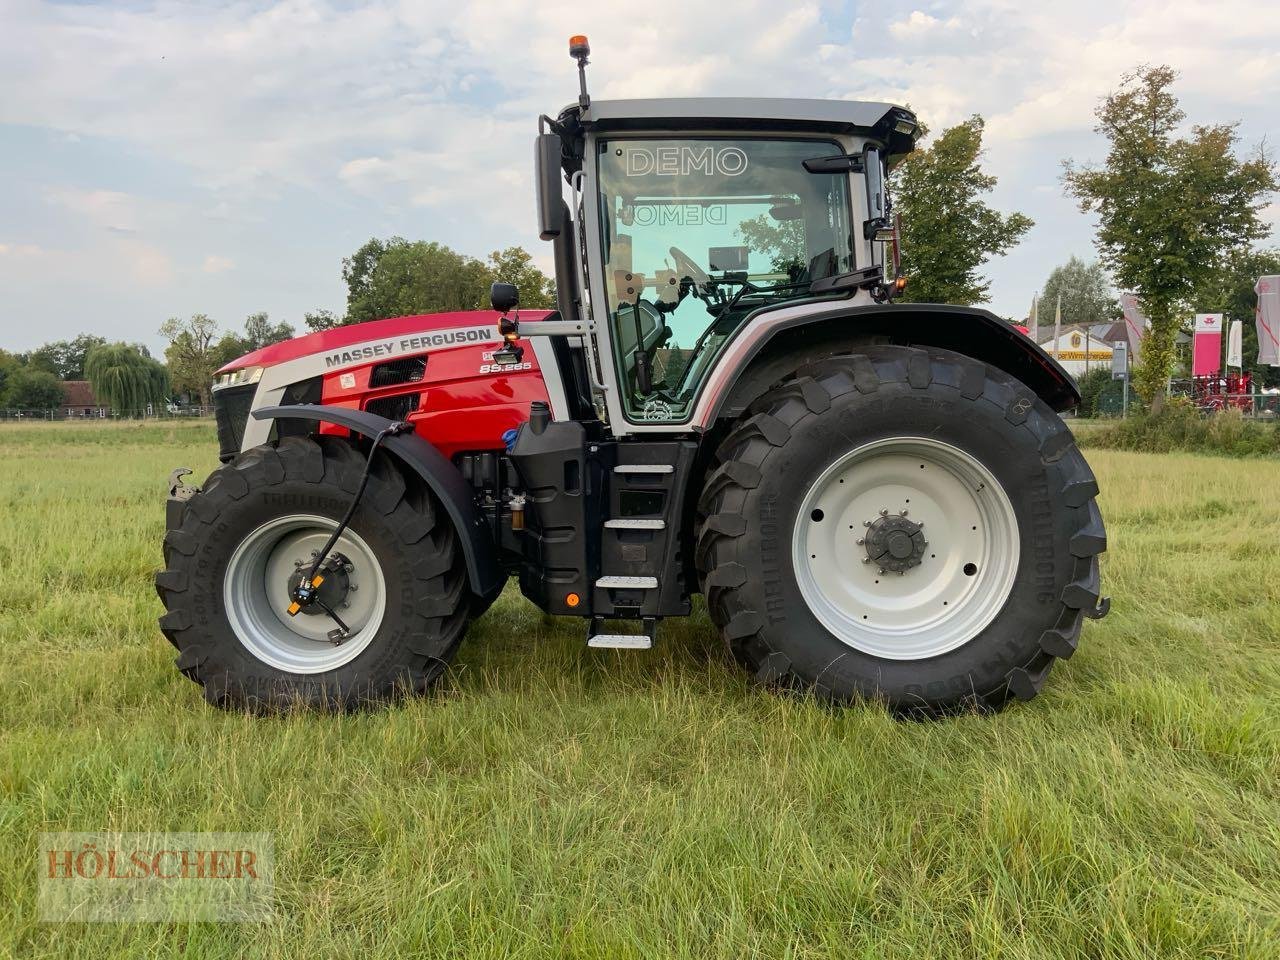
[696,345,1107,714]
[156,436,469,711]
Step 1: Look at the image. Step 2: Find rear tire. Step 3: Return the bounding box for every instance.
[156,436,470,712]
[696,345,1107,714]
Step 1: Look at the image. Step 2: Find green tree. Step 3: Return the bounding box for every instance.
[242,312,295,351]
[1040,257,1118,327]
[1192,247,1280,388]
[340,238,556,326]
[483,247,556,309]
[4,368,65,410]
[736,216,805,275]
[304,309,341,332]
[85,343,170,416]
[211,333,250,371]
[893,115,1033,304]
[0,350,23,402]
[1064,65,1277,410]
[344,238,490,324]
[25,334,108,380]
[159,313,220,405]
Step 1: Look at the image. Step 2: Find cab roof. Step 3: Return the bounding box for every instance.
[563,97,917,152]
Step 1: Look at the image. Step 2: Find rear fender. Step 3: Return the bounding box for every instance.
[251,404,503,598]
[698,302,1080,424]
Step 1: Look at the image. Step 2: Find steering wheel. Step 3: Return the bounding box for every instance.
[669,245,710,293]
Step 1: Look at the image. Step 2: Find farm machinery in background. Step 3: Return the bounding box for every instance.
[157,38,1108,715]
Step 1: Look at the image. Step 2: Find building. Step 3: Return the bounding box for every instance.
[1033,324,1114,379]
[61,380,104,417]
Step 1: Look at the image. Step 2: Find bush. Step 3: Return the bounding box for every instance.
[1079,404,1280,457]
[1075,367,1113,417]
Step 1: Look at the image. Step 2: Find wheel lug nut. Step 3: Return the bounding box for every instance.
[880,509,888,516]
[900,509,908,516]
[856,538,864,545]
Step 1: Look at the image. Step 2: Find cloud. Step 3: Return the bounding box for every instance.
[202,255,235,274]
[0,0,1276,346]
[48,188,140,233]
[889,11,962,40]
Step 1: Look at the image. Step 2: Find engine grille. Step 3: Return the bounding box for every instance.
[369,355,427,388]
[364,392,420,421]
[213,384,258,462]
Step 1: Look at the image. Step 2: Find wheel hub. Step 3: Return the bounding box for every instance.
[862,512,926,573]
[286,553,353,616]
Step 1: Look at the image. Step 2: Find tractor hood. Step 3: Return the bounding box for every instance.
[217,310,552,374]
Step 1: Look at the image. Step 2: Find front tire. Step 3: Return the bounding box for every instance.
[696,346,1107,714]
[156,437,469,712]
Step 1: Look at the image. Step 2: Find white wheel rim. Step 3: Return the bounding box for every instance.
[223,515,387,674]
[791,437,1019,660]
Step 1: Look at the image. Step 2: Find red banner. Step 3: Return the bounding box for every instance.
[1192,313,1223,376]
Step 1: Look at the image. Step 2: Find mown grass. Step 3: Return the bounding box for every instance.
[0,422,1277,959]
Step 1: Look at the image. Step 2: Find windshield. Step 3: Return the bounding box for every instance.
[597,137,854,423]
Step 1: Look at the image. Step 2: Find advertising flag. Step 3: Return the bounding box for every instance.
[1257,276,1280,366]
[1227,320,1243,368]
[1119,294,1147,367]
[1192,314,1223,377]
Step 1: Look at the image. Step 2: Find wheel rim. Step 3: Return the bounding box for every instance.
[223,515,387,674]
[791,437,1019,660]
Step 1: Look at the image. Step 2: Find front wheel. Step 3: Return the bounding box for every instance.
[696,346,1107,714]
[156,437,470,711]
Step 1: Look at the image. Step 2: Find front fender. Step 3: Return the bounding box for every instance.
[251,404,503,598]
[696,302,1080,424]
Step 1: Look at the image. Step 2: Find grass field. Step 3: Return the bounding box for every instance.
[1,420,1277,958]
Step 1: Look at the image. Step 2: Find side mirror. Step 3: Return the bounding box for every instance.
[490,282,519,313]
[863,145,887,238]
[535,133,563,241]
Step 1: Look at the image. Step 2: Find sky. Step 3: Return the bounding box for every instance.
[1,0,1277,356]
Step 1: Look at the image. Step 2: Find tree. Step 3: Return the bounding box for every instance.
[242,312,295,351]
[159,313,220,405]
[737,215,805,276]
[340,238,557,326]
[85,343,170,416]
[211,333,250,371]
[1040,257,1118,327]
[1064,65,1277,410]
[1192,247,1280,388]
[893,115,1033,305]
[25,334,108,380]
[0,350,23,401]
[483,247,556,309]
[4,368,64,410]
[304,309,341,332]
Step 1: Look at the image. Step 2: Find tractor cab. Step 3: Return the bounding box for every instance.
[518,36,919,430]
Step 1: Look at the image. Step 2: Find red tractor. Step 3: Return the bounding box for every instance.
[158,39,1107,715]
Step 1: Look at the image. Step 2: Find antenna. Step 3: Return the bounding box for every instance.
[569,35,590,111]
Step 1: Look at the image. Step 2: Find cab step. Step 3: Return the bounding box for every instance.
[604,518,665,530]
[596,575,658,589]
[587,616,656,650]
[587,634,653,649]
[613,464,673,475]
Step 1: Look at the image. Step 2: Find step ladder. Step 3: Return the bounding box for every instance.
[587,616,657,650]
